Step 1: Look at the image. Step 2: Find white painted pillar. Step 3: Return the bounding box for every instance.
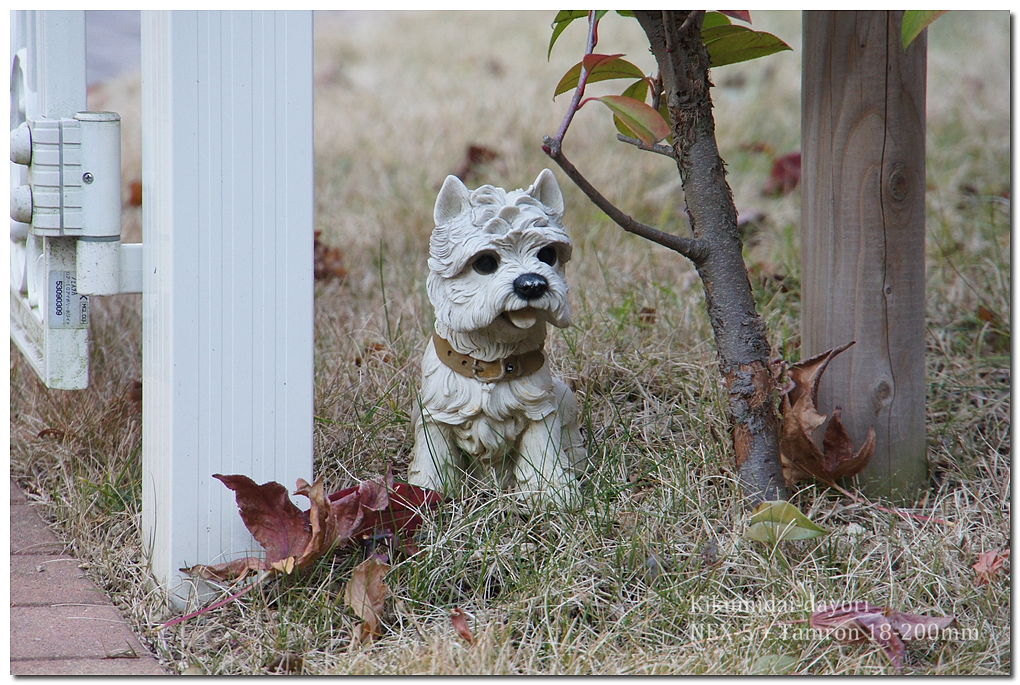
[140,11,314,604]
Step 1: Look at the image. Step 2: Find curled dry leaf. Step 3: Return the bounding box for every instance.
[451,607,475,644]
[779,342,875,486]
[180,471,442,581]
[810,601,955,670]
[37,428,66,441]
[973,549,1009,586]
[344,556,390,644]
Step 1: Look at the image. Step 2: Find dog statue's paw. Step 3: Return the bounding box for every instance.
[515,477,582,510]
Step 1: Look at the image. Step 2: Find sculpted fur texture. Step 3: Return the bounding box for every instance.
[407,169,585,506]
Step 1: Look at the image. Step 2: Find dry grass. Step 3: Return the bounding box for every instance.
[9,11,1010,675]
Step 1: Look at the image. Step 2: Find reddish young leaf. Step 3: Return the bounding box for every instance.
[451,607,475,644]
[718,10,752,23]
[591,95,671,145]
[762,152,801,196]
[553,54,645,98]
[344,556,390,644]
[973,549,1009,586]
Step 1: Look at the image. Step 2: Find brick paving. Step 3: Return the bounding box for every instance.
[10,480,167,676]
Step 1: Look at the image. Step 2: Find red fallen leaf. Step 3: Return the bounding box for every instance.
[355,342,395,367]
[810,602,955,670]
[719,10,752,23]
[741,140,774,155]
[328,477,444,544]
[976,305,999,324]
[37,428,66,441]
[762,151,801,196]
[973,549,1009,585]
[454,144,501,181]
[212,474,311,565]
[778,342,875,486]
[181,472,442,581]
[451,607,475,644]
[344,555,390,644]
[313,230,347,281]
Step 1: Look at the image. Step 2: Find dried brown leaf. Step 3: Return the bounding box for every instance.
[344,556,390,644]
[778,342,874,485]
[313,231,347,281]
[451,607,475,644]
[37,428,66,441]
[973,549,1009,586]
[810,602,955,670]
[181,556,269,582]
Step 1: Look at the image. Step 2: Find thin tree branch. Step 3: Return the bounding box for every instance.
[541,136,708,265]
[550,11,600,153]
[616,133,677,159]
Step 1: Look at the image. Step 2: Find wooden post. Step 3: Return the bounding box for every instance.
[801,11,927,500]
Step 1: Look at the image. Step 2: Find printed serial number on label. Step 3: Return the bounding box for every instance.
[48,270,89,329]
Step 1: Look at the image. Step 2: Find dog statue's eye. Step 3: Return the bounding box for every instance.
[473,253,499,275]
[536,246,558,266]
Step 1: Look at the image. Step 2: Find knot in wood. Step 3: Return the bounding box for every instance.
[887,163,909,202]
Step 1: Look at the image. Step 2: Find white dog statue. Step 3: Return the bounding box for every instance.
[406,169,585,506]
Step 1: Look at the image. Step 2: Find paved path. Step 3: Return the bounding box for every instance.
[10,480,167,675]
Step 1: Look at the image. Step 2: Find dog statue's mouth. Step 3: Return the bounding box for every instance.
[501,307,541,329]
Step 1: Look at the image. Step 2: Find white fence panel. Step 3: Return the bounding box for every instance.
[140,10,314,604]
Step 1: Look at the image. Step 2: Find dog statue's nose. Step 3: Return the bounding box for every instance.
[513,273,548,300]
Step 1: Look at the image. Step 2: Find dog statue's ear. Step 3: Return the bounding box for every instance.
[435,175,471,226]
[525,169,564,218]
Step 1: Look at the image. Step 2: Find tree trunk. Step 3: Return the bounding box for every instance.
[801,11,928,501]
[635,11,787,503]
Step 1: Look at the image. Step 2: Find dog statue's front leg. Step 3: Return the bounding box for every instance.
[407,412,462,494]
[514,414,580,508]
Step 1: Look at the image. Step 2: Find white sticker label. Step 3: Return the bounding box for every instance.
[48,270,89,329]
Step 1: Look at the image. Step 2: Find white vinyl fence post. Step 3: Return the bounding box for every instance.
[140,10,314,605]
[9,10,91,389]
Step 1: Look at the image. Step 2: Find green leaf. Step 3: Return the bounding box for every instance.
[702,25,792,67]
[745,501,828,544]
[612,79,650,138]
[554,54,646,98]
[701,12,733,30]
[901,10,947,49]
[593,95,671,145]
[749,654,798,675]
[547,10,607,60]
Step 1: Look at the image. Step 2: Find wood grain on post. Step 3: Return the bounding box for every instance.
[801,11,927,500]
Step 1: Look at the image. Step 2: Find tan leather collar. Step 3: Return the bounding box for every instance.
[432,333,545,383]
